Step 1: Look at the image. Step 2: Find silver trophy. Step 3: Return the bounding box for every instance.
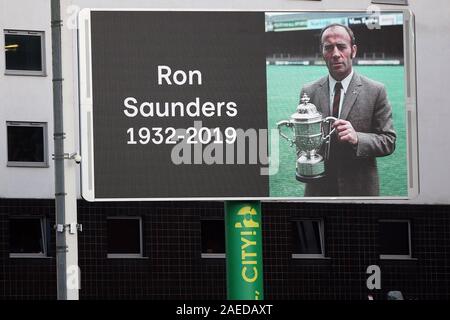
[277,93,337,182]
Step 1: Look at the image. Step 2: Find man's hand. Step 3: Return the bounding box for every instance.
[332,119,358,145]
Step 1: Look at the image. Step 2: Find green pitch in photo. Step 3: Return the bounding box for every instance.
[267,65,407,197]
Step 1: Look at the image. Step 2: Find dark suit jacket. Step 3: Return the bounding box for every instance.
[300,72,396,196]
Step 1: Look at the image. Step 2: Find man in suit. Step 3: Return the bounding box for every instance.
[300,23,396,196]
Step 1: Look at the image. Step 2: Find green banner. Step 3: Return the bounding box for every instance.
[225,201,264,300]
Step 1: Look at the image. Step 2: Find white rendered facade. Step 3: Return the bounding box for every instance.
[0,0,55,198]
[1,0,450,204]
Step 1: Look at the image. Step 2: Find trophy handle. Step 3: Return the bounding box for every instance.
[322,116,338,141]
[277,120,295,146]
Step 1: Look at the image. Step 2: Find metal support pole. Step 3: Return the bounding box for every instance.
[51,0,79,300]
[225,201,264,300]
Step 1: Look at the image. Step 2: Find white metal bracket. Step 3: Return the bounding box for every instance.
[55,223,83,233]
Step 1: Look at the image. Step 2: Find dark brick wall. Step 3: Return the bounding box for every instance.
[0,199,449,300]
[77,201,226,300]
[0,199,56,300]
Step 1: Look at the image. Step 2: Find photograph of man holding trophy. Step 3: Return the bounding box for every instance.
[273,21,398,197]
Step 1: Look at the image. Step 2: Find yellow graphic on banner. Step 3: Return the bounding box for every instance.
[234,206,260,283]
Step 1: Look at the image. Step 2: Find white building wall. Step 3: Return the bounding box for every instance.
[1,0,450,204]
[0,0,54,198]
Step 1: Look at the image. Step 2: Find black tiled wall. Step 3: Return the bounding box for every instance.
[0,199,449,300]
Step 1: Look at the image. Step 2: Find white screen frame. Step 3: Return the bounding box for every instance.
[78,9,418,202]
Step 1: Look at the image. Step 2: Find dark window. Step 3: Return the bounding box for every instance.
[201,220,225,255]
[7,123,46,164]
[107,218,142,256]
[379,220,411,257]
[292,220,324,256]
[4,30,45,74]
[10,218,46,256]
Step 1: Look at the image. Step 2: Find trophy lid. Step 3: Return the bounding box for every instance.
[291,93,322,122]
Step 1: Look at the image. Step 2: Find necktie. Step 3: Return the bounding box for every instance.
[332,82,343,118]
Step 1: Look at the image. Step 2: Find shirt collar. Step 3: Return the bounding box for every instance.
[329,69,354,94]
